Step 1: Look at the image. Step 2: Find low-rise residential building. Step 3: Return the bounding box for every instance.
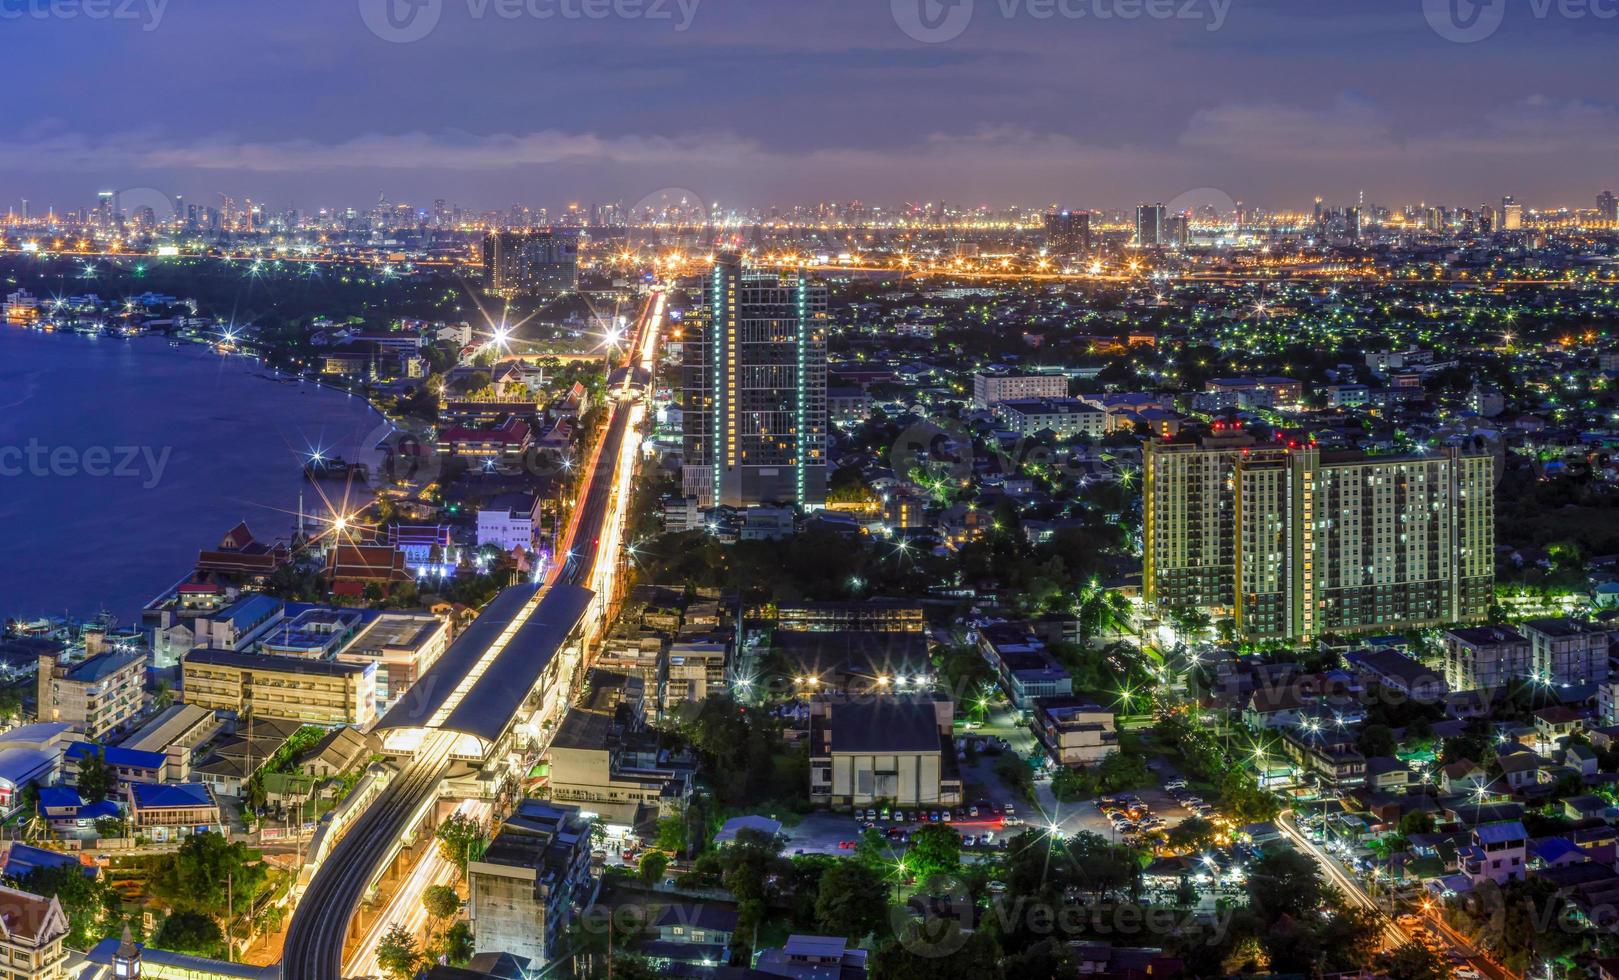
[1344,648,1448,704]
[1031,696,1118,768]
[468,801,596,968]
[181,649,378,727]
[1444,626,1532,693]
[755,935,869,980]
[36,647,147,741]
[663,635,728,711]
[808,698,961,809]
[546,702,692,824]
[995,397,1106,439]
[973,372,1068,409]
[1281,727,1366,789]
[1523,618,1611,686]
[640,903,739,973]
[1461,820,1527,886]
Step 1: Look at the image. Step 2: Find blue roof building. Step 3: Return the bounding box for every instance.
[129,782,220,842]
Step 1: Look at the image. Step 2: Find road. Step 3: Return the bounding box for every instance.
[281,290,663,979]
[346,798,490,978]
[1277,810,1409,949]
[282,736,455,980]
[1277,810,1515,980]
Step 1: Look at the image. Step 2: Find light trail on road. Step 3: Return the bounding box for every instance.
[347,798,491,978]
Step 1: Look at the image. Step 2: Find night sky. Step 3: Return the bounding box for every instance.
[6,0,1618,213]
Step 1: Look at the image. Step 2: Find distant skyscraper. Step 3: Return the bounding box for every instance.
[682,252,829,509]
[1599,190,1618,223]
[1501,195,1524,231]
[1166,212,1191,246]
[1044,209,1091,255]
[483,229,580,298]
[1134,203,1166,247]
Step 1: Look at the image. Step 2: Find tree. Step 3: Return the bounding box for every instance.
[639,851,670,886]
[872,929,1004,980]
[907,825,961,879]
[436,812,488,876]
[376,923,424,980]
[1219,769,1282,825]
[152,911,225,958]
[148,833,267,920]
[1376,940,1451,980]
[1398,810,1436,836]
[1095,749,1151,793]
[1245,849,1327,925]
[1356,723,1398,758]
[14,864,118,949]
[75,748,116,804]
[1164,816,1218,853]
[653,815,686,854]
[815,861,890,940]
[423,884,460,924]
[438,921,474,967]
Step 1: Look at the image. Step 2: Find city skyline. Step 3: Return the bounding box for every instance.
[4,0,1619,210]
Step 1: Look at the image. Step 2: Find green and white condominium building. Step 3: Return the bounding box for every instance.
[682,252,829,509]
[1145,430,1494,641]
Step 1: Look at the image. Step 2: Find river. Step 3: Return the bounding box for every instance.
[0,328,387,624]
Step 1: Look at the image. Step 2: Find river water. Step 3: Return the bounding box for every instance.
[0,329,385,624]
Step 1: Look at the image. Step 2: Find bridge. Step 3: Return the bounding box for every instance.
[281,290,664,979]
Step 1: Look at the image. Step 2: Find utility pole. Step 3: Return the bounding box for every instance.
[226,871,233,963]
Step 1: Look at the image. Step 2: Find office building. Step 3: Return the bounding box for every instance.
[337,612,450,709]
[1043,209,1091,255]
[468,801,596,967]
[972,371,1069,409]
[483,229,579,297]
[681,253,828,508]
[1599,190,1618,223]
[1144,430,1495,641]
[36,648,147,741]
[1135,203,1166,247]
